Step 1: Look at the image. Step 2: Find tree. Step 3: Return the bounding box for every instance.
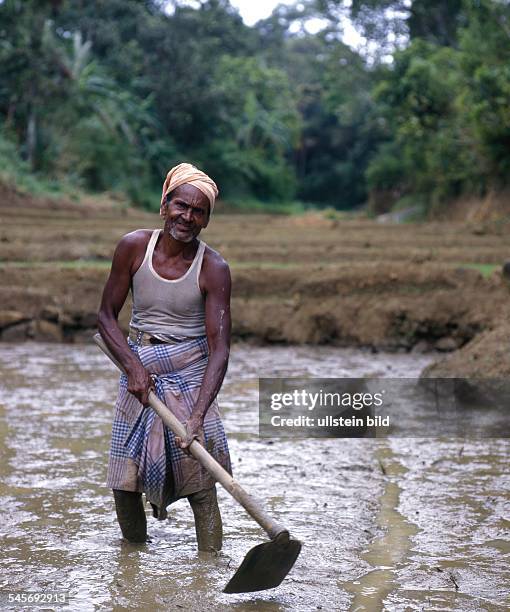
[367,38,484,210]
[200,55,301,200]
[0,0,70,167]
[313,0,467,59]
[458,0,510,182]
[255,17,382,208]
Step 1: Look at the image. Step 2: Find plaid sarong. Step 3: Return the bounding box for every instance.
[106,336,231,519]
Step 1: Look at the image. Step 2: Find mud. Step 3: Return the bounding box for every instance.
[423,321,510,378]
[0,343,508,610]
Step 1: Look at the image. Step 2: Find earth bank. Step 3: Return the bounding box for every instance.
[1,184,509,376]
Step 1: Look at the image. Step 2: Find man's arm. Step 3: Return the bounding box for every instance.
[97,231,153,405]
[177,251,232,448]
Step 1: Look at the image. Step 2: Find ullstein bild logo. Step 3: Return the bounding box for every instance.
[258,378,510,439]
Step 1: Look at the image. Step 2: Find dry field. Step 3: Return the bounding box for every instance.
[1,184,509,375]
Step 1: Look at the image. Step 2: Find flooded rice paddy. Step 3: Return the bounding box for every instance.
[0,343,508,611]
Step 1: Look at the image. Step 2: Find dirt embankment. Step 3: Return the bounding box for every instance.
[1,183,509,376]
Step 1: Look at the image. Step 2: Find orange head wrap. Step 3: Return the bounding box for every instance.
[160,162,218,216]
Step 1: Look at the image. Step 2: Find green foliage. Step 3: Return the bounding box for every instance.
[368,40,471,205]
[200,55,300,200]
[1,0,510,215]
[366,142,407,191]
[457,263,499,278]
[0,129,32,184]
[457,1,510,181]
[218,197,308,215]
[365,1,510,212]
[467,64,510,176]
[260,31,383,208]
[0,128,67,196]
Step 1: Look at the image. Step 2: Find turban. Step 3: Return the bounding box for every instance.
[160,162,218,215]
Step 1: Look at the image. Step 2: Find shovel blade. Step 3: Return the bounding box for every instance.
[223,534,302,594]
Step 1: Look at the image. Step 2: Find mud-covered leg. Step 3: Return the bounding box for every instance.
[187,486,223,552]
[113,489,147,543]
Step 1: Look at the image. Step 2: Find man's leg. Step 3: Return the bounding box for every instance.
[113,489,147,543]
[187,485,223,552]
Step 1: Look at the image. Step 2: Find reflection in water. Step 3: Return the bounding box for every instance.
[0,343,508,610]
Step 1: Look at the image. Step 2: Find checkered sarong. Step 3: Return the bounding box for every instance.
[106,336,231,519]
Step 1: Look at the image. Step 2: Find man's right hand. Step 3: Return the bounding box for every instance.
[126,364,155,406]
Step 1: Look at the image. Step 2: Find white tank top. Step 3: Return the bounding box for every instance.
[129,229,206,340]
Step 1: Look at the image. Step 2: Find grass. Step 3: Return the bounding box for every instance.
[0,259,334,271]
[229,261,301,269]
[0,259,305,271]
[0,260,112,270]
[0,130,154,211]
[456,263,500,277]
[216,197,311,215]
[0,131,77,200]
[0,131,361,218]
[1,260,502,275]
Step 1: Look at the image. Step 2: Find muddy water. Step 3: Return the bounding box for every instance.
[0,343,508,611]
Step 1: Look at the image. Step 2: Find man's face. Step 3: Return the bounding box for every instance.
[163,184,210,243]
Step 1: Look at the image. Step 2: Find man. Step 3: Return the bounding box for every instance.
[97,163,232,551]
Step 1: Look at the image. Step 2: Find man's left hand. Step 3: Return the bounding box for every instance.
[175,414,204,454]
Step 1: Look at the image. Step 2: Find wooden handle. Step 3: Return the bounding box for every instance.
[94,333,287,540]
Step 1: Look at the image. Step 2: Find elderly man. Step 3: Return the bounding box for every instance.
[97,163,231,551]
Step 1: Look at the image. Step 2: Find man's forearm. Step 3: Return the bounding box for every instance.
[192,347,230,420]
[97,314,142,375]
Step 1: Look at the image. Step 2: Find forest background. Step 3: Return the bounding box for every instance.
[1,0,510,216]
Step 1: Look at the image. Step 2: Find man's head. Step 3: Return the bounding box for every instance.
[162,184,210,242]
[160,162,219,243]
[160,162,218,214]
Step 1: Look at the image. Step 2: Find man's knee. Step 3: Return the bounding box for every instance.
[113,489,147,543]
[188,487,217,506]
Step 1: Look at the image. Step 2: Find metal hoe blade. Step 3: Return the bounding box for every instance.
[223,531,302,594]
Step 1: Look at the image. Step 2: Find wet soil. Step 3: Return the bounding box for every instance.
[1,343,508,611]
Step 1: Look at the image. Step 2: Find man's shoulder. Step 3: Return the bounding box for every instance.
[200,244,231,294]
[112,230,155,271]
[114,229,154,255]
[202,243,230,275]
[118,229,154,248]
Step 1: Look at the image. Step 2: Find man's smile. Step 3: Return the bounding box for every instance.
[176,221,192,230]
